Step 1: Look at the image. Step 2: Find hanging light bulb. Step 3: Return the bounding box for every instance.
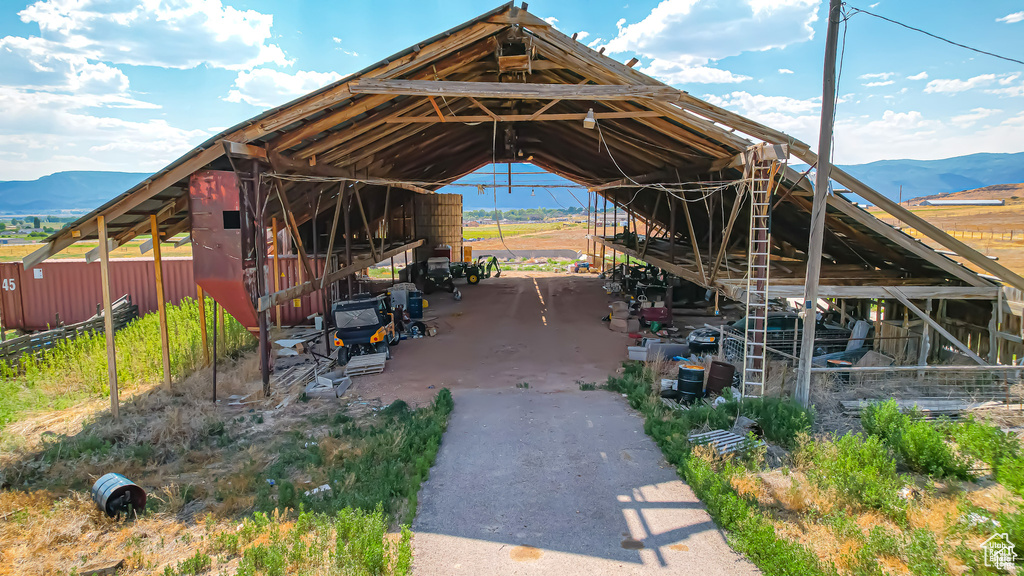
[583,108,596,130]
[531,188,536,197]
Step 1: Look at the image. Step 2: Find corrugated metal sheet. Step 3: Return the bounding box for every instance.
[0,256,326,332]
[0,258,196,332]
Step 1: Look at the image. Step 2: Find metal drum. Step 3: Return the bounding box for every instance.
[677,364,706,404]
[706,361,737,396]
[91,473,146,518]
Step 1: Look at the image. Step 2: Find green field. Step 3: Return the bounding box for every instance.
[463,221,580,240]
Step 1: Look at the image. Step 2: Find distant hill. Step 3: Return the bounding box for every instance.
[836,152,1024,204]
[0,171,148,214]
[6,151,1024,214]
[907,183,1024,206]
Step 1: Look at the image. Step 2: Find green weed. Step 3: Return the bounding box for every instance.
[0,296,254,426]
[799,432,908,520]
[862,400,972,479]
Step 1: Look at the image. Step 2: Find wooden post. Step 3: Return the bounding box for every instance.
[97,215,119,421]
[796,0,842,407]
[197,285,209,367]
[989,298,999,364]
[345,189,354,297]
[150,214,171,391]
[601,194,608,273]
[272,217,281,329]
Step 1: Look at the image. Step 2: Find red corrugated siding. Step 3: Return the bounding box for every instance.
[0,257,335,332]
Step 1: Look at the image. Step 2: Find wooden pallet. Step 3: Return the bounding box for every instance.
[344,353,387,376]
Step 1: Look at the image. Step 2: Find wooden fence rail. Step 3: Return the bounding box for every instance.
[0,295,138,367]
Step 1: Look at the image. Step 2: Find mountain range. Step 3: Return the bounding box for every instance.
[2,151,1023,214]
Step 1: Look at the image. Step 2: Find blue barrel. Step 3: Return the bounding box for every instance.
[91,473,146,518]
[407,291,424,319]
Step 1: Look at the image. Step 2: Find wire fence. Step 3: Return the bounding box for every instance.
[711,323,1024,408]
[810,365,1024,407]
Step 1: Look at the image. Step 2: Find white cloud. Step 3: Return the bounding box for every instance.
[996,11,1024,23]
[859,72,894,80]
[950,107,1001,128]
[225,68,344,107]
[863,80,894,87]
[544,16,560,29]
[0,86,208,180]
[986,80,1024,97]
[576,31,590,40]
[778,68,794,74]
[17,0,289,70]
[906,71,928,81]
[587,37,604,48]
[600,0,817,86]
[924,74,998,94]
[332,37,342,43]
[642,61,751,83]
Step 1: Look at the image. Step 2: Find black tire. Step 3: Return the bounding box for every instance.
[444,279,456,293]
[376,341,391,360]
[337,347,350,366]
[423,279,436,295]
[467,273,480,285]
[389,329,400,346]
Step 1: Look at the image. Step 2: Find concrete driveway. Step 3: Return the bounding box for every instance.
[412,387,759,575]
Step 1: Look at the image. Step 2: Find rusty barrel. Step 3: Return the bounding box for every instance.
[91,473,146,518]
[706,361,737,396]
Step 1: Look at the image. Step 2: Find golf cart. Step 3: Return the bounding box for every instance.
[450,255,501,285]
[331,294,400,364]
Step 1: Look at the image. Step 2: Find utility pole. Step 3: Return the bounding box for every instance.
[795,0,843,407]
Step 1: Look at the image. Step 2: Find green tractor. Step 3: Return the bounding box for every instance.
[450,255,501,285]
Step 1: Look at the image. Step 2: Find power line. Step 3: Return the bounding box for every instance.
[848,5,1024,66]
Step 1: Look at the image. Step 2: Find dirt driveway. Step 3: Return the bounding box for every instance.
[357,275,757,575]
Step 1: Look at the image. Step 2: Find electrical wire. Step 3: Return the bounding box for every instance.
[847,5,1024,66]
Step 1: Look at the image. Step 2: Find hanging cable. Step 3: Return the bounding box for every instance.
[847,5,1024,66]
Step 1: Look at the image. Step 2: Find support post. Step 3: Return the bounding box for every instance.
[212,300,218,404]
[150,214,171,391]
[796,0,842,407]
[197,285,209,367]
[272,217,281,329]
[98,215,119,421]
[601,194,608,273]
[918,299,932,367]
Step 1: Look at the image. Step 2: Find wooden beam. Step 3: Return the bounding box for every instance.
[714,282,1000,300]
[428,96,446,122]
[886,288,986,365]
[708,187,745,283]
[272,217,281,329]
[320,184,346,290]
[354,186,381,263]
[274,182,317,281]
[384,110,663,123]
[679,191,707,284]
[350,79,683,100]
[824,195,988,287]
[466,96,500,121]
[97,215,119,421]
[150,214,171,391]
[259,239,425,311]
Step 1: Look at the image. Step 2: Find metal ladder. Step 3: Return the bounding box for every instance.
[741,149,779,398]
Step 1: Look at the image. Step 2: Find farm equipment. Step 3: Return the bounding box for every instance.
[450,255,501,285]
[331,294,400,364]
[408,257,462,299]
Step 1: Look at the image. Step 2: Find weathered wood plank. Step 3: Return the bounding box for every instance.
[350,79,682,100]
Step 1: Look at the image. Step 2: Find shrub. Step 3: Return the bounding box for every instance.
[800,433,908,519]
[862,400,971,479]
[949,416,1024,495]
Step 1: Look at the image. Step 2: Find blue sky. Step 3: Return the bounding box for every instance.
[1,0,1022,181]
